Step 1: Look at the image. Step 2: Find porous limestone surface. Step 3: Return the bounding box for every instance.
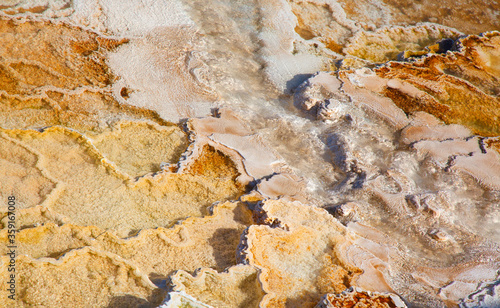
[1,0,500,307]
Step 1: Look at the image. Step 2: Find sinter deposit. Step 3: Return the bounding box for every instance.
[1,0,500,307]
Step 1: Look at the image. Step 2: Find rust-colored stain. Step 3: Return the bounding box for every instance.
[376,33,500,136]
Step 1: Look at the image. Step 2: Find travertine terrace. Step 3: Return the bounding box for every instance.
[0,0,500,307]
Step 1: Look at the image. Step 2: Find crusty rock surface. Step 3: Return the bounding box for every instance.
[1,0,500,307]
[315,287,407,308]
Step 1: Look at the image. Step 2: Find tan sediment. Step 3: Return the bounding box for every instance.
[0,126,245,236]
[241,200,392,308]
[0,201,253,279]
[0,18,177,134]
[343,24,460,63]
[290,0,354,55]
[336,0,500,34]
[0,18,126,95]
[0,247,163,308]
[169,265,264,308]
[91,121,188,177]
[376,32,500,137]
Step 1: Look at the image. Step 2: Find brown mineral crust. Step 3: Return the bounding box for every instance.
[247,226,354,307]
[0,135,57,208]
[242,200,368,308]
[0,205,70,230]
[3,2,500,308]
[169,265,265,308]
[0,90,175,133]
[316,288,406,308]
[242,198,500,307]
[0,0,73,17]
[0,201,254,278]
[0,17,177,134]
[187,144,243,180]
[90,120,188,177]
[289,1,463,64]
[290,1,353,54]
[336,0,500,34]
[0,248,163,308]
[486,137,500,153]
[375,32,500,137]
[343,25,461,63]
[0,127,245,236]
[0,18,127,94]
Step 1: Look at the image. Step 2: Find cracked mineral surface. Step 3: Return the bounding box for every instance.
[1,0,500,307]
